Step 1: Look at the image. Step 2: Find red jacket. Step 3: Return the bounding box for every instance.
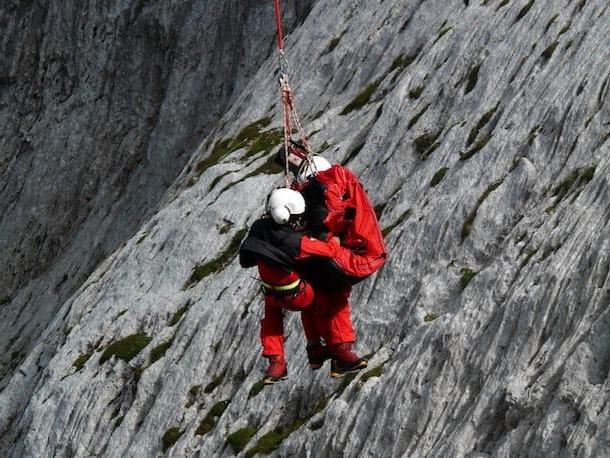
[296,165,387,279]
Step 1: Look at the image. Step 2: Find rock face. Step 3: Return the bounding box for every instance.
[0,0,313,382]
[1,0,609,457]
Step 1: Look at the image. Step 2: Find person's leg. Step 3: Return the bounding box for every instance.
[318,288,356,345]
[260,297,287,383]
[300,296,331,369]
[316,288,367,377]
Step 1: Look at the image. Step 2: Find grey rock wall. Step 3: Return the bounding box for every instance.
[0,0,314,383]
[1,0,609,457]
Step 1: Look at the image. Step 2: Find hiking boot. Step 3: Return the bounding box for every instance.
[306,340,331,370]
[329,343,368,378]
[263,355,288,385]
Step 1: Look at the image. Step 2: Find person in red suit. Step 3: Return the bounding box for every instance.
[240,188,368,384]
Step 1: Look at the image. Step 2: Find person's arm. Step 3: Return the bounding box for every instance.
[298,235,341,259]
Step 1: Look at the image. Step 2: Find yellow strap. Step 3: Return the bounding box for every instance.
[261,278,301,291]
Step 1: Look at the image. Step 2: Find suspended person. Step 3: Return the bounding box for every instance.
[277,143,388,285]
[239,188,368,384]
[272,145,388,377]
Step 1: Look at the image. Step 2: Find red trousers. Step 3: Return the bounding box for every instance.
[260,287,356,357]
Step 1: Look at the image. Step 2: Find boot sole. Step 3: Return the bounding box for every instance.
[330,360,368,378]
[262,375,288,385]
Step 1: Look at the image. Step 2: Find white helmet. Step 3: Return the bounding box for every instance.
[267,188,306,225]
[300,155,332,179]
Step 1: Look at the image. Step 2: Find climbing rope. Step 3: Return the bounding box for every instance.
[272,0,313,185]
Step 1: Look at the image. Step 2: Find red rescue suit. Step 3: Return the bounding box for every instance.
[259,261,356,358]
[296,165,387,282]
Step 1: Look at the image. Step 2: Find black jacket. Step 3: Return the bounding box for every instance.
[239,217,303,271]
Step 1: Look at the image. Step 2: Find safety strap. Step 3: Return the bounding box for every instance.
[261,278,301,292]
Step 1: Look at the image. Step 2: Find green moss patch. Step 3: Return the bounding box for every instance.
[318,141,332,154]
[433,26,453,45]
[389,53,416,73]
[414,131,441,160]
[335,372,359,397]
[248,380,265,399]
[408,84,425,99]
[183,228,248,289]
[459,134,491,161]
[520,248,538,269]
[325,36,342,54]
[244,128,283,158]
[541,41,558,60]
[464,63,481,95]
[359,365,383,384]
[543,14,559,34]
[195,400,230,436]
[382,208,412,237]
[407,103,430,129]
[100,333,152,364]
[461,179,504,241]
[374,203,387,219]
[185,384,201,408]
[460,268,477,290]
[204,374,225,394]
[430,167,449,187]
[227,426,259,453]
[194,118,282,178]
[112,310,128,321]
[581,166,595,183]
[245,418,308,457]
[424,313,439,322]
[340,80,381,115]
[558,21,571,36]
[551,169,580,200]
[496,0,510,11]
[169,304,189,326]
[545,165,596,209]
[342,142,365,166]
[150,337,175,365]
[162,427,183,452]
[466,105,498,147]
[513,0,534,24]
[133,365,145,383]
[190,385,201,397]
[72,353,92,371]
[309,419,324,431]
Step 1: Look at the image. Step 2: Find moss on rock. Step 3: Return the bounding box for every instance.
[227,426,259,453]
[204,374,224,394]
[460,268,477,290]
[184,228,248,289]
[150,337,175,364]
[430,167,448,187]
[100,333,152,364]
[72,353,92,371]
[248,380,265,399]
[162,427,183,452]
[195,400,230,436]
[340,80,381,115]
[169,303,189,326]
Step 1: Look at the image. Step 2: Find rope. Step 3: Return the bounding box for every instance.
[273,0,284,50]
[272,0,313,186]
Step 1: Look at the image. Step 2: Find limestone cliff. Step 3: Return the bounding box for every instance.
[1,0,608,457]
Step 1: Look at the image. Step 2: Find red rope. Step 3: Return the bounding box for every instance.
[273,0,284,50]
[273,0,312,184]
